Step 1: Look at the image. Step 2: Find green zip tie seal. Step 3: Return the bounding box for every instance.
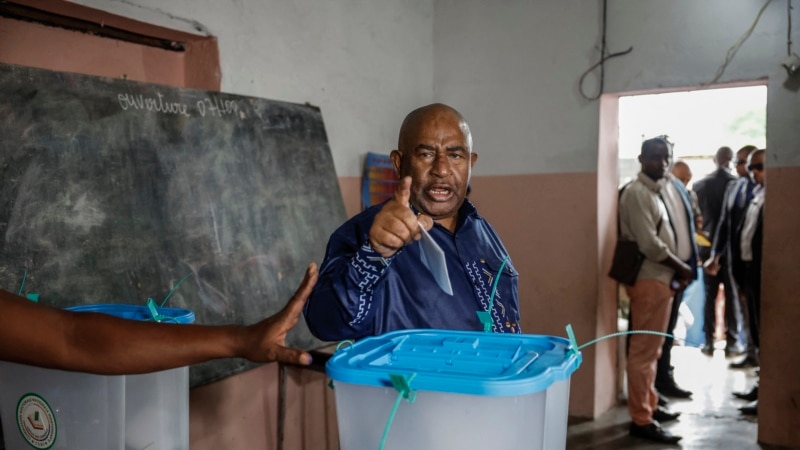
[17,270,39,302]
[475,254,510,333]
[378,373,417,450]
[566,324,580,359]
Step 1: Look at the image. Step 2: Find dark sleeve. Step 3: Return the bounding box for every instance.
[711,181,736,257]
[302,209,398,341]
[693,181,709,222]
[690,191,702,222]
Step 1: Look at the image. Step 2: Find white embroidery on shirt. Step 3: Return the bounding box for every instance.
[348,243,385,326]
[466,260,504,332]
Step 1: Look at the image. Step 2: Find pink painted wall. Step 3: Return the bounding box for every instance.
[0,17,184,85]
[468,173,618,416]
[189,364,337,449]
[1,0,219,91]
[759,166,800,445]
[337,177,362,219]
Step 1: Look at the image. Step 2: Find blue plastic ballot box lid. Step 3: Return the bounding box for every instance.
[326,329,582,397]
[65,303,195,324]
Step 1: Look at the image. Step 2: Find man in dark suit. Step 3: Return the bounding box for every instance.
[734,148,765,415]
[705,145,758,368]
[692,146,742,355]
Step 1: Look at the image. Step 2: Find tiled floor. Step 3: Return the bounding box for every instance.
[566,344,761,449]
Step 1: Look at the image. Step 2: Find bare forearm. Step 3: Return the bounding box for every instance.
[63,315,244,374]
[0,262,316,374]
[4,298,242,375]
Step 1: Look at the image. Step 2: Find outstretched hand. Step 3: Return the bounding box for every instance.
[368,176,434,258]
[240,262,319,366]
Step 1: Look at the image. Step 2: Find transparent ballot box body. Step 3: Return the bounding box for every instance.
[0,304,194,450]
[326,329,582,450]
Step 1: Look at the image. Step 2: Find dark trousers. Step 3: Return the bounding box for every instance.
[655,286,684,386]
[702,257,741,346]
[742,261,761,349]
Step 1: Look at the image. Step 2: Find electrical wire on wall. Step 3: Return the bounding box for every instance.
[578,0,633,101]
[707,0,774,85]
[785,0,798,72]
[788,0,794,57]
[782,0,800,90]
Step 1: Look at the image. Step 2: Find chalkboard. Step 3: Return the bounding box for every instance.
[0,63,345,387]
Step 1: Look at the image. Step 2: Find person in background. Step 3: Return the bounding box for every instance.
[303,103,520,341]
[619,136,693,444]
[671,160,702,231]
[734,148,766,416]
[705,145,759,369]
[693,146,744,356]
[653,157,699,402]
[0,263,318,374]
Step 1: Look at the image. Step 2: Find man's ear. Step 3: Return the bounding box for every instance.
[390,150,403,177]
[470,152,478,168]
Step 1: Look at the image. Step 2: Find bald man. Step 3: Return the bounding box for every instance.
[303,104,520,341]
[671,160,691,185]
[671,160,702,230]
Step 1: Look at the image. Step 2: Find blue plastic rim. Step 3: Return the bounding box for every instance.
[326,329,582,397]
[65,304,195,324]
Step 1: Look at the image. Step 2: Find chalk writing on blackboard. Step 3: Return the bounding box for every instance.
[116,91,239,118]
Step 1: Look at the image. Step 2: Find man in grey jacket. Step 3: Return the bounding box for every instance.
[618,136,694,444]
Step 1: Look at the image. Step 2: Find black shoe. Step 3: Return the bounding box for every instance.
[653,406,681,423]
[739,400,758,415]
[629,421,682,444]
[733,385,759,401]
[729,355,759,369]
[701,343,714,355]
[657,392,669,407]
[655,382,693,399]
[725,343,745,357]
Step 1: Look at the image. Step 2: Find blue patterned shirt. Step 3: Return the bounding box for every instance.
[303,199,521,341]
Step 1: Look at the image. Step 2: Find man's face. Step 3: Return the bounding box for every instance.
[748,152,766,186]
[735,150,750,177]
[672,164,692,186]
[392,110,477,221]
[639,142,671,181]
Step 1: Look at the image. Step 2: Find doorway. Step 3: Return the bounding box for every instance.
[611,84,767,403]
[616,84,767,340]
